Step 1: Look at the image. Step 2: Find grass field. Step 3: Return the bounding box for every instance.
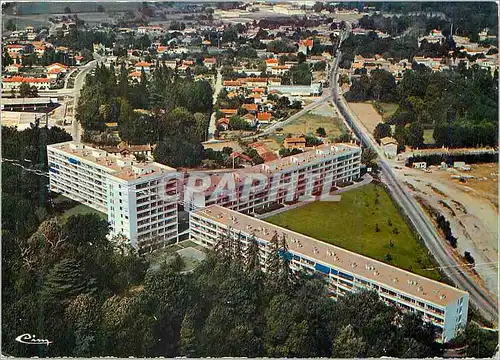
[61,204,107,222]
[423,128,435,145]
[282,105,347,142]
[266,183,440,280]
[379,102,399,120]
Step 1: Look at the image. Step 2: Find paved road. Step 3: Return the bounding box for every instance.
[207,67,223,142]
[71,53,104,142]
[331,26,498,325]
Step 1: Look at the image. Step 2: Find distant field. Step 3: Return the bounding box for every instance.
[266,183,440,280]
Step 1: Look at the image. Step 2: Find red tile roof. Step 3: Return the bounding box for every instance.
[257,112,272,121]
[242,103,258,111]
[220,109,238,115]
[47,62,68,69]
[3,76,50,83]
[136,61,152,67]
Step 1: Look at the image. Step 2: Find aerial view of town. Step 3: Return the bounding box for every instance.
[1,1,498,358]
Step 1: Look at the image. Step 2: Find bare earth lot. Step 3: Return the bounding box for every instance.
[395,163,498,298]
[348,102,383,134]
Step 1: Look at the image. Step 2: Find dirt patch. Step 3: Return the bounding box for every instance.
[398,164,499,298]
[203,141,242,153]
[348,102,383,134]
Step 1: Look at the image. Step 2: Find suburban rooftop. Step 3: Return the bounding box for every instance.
[193,204,467,307]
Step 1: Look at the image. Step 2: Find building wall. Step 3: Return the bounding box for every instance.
[185,146,361,213]
[48,145,111,213]
[189,210,468,342]
[47,142,178,254]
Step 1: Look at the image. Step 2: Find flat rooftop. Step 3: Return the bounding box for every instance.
[192,205,467,307]
[47,141,176,182]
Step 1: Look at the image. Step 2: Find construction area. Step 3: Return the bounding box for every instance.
[393,162,498,300]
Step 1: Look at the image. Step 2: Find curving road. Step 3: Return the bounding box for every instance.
[331,25,498,325]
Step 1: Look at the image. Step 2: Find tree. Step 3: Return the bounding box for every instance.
[97,4,105,12]
[179,311,197,356]
[65,294,103,357]
[406,122,424,148]
[245,233,260,272]
[316,127,326,137]
[19,82,32,98]
[64,6,72,13]
[41,258,96,307]
[3,48,13,67]
[454,323,498,358]
[332,325,366,357]
[373,122,392,141]
[229,116,252,131]
[30,86,39,98]
[6,19,17,31]
[154,137,204,168]
[361,148,377,166]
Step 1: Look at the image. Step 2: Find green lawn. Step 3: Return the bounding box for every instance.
[423,128,435,145]
[61,204,107,222]
[265,183,440,280]
[379,102,399,120]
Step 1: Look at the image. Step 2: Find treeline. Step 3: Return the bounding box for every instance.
[76,62,213,167]
[345,70,397,102]
[48,29,116,52]
[356,2,499,41]
[2,222,444,357]
[388,65,498,148]
[340,32,418,68]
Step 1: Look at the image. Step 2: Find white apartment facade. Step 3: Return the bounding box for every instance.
[189,205,469,343]
[47,141,178,253]
[184,144,361,213]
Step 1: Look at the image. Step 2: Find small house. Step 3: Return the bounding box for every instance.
[380,137,398,159]
[284,137,306,149]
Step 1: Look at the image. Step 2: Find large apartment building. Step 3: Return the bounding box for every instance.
[184,143,361,214]
[47,141,178,253]
[189,205,469,342]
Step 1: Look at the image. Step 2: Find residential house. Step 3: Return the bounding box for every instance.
[284,137,306,149]
[220,109,238,117]
[248,141,279,162]
[135,61,152,73]
[217,117,230,131]
[265,58,279,72]
[257,112,272,124]
[270,65,291,76]
[298,39,314,55]
[242,113,257,127]
[129,71,142,82]
[242,103,258,114]
[268,77,282,86]
[164,60,178,69]
[244,77,268,88]
[203,57,217,69]
[74,55,83,65]
[6,64,21,73]
[380,137,398,159]
[2,76,51,91]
